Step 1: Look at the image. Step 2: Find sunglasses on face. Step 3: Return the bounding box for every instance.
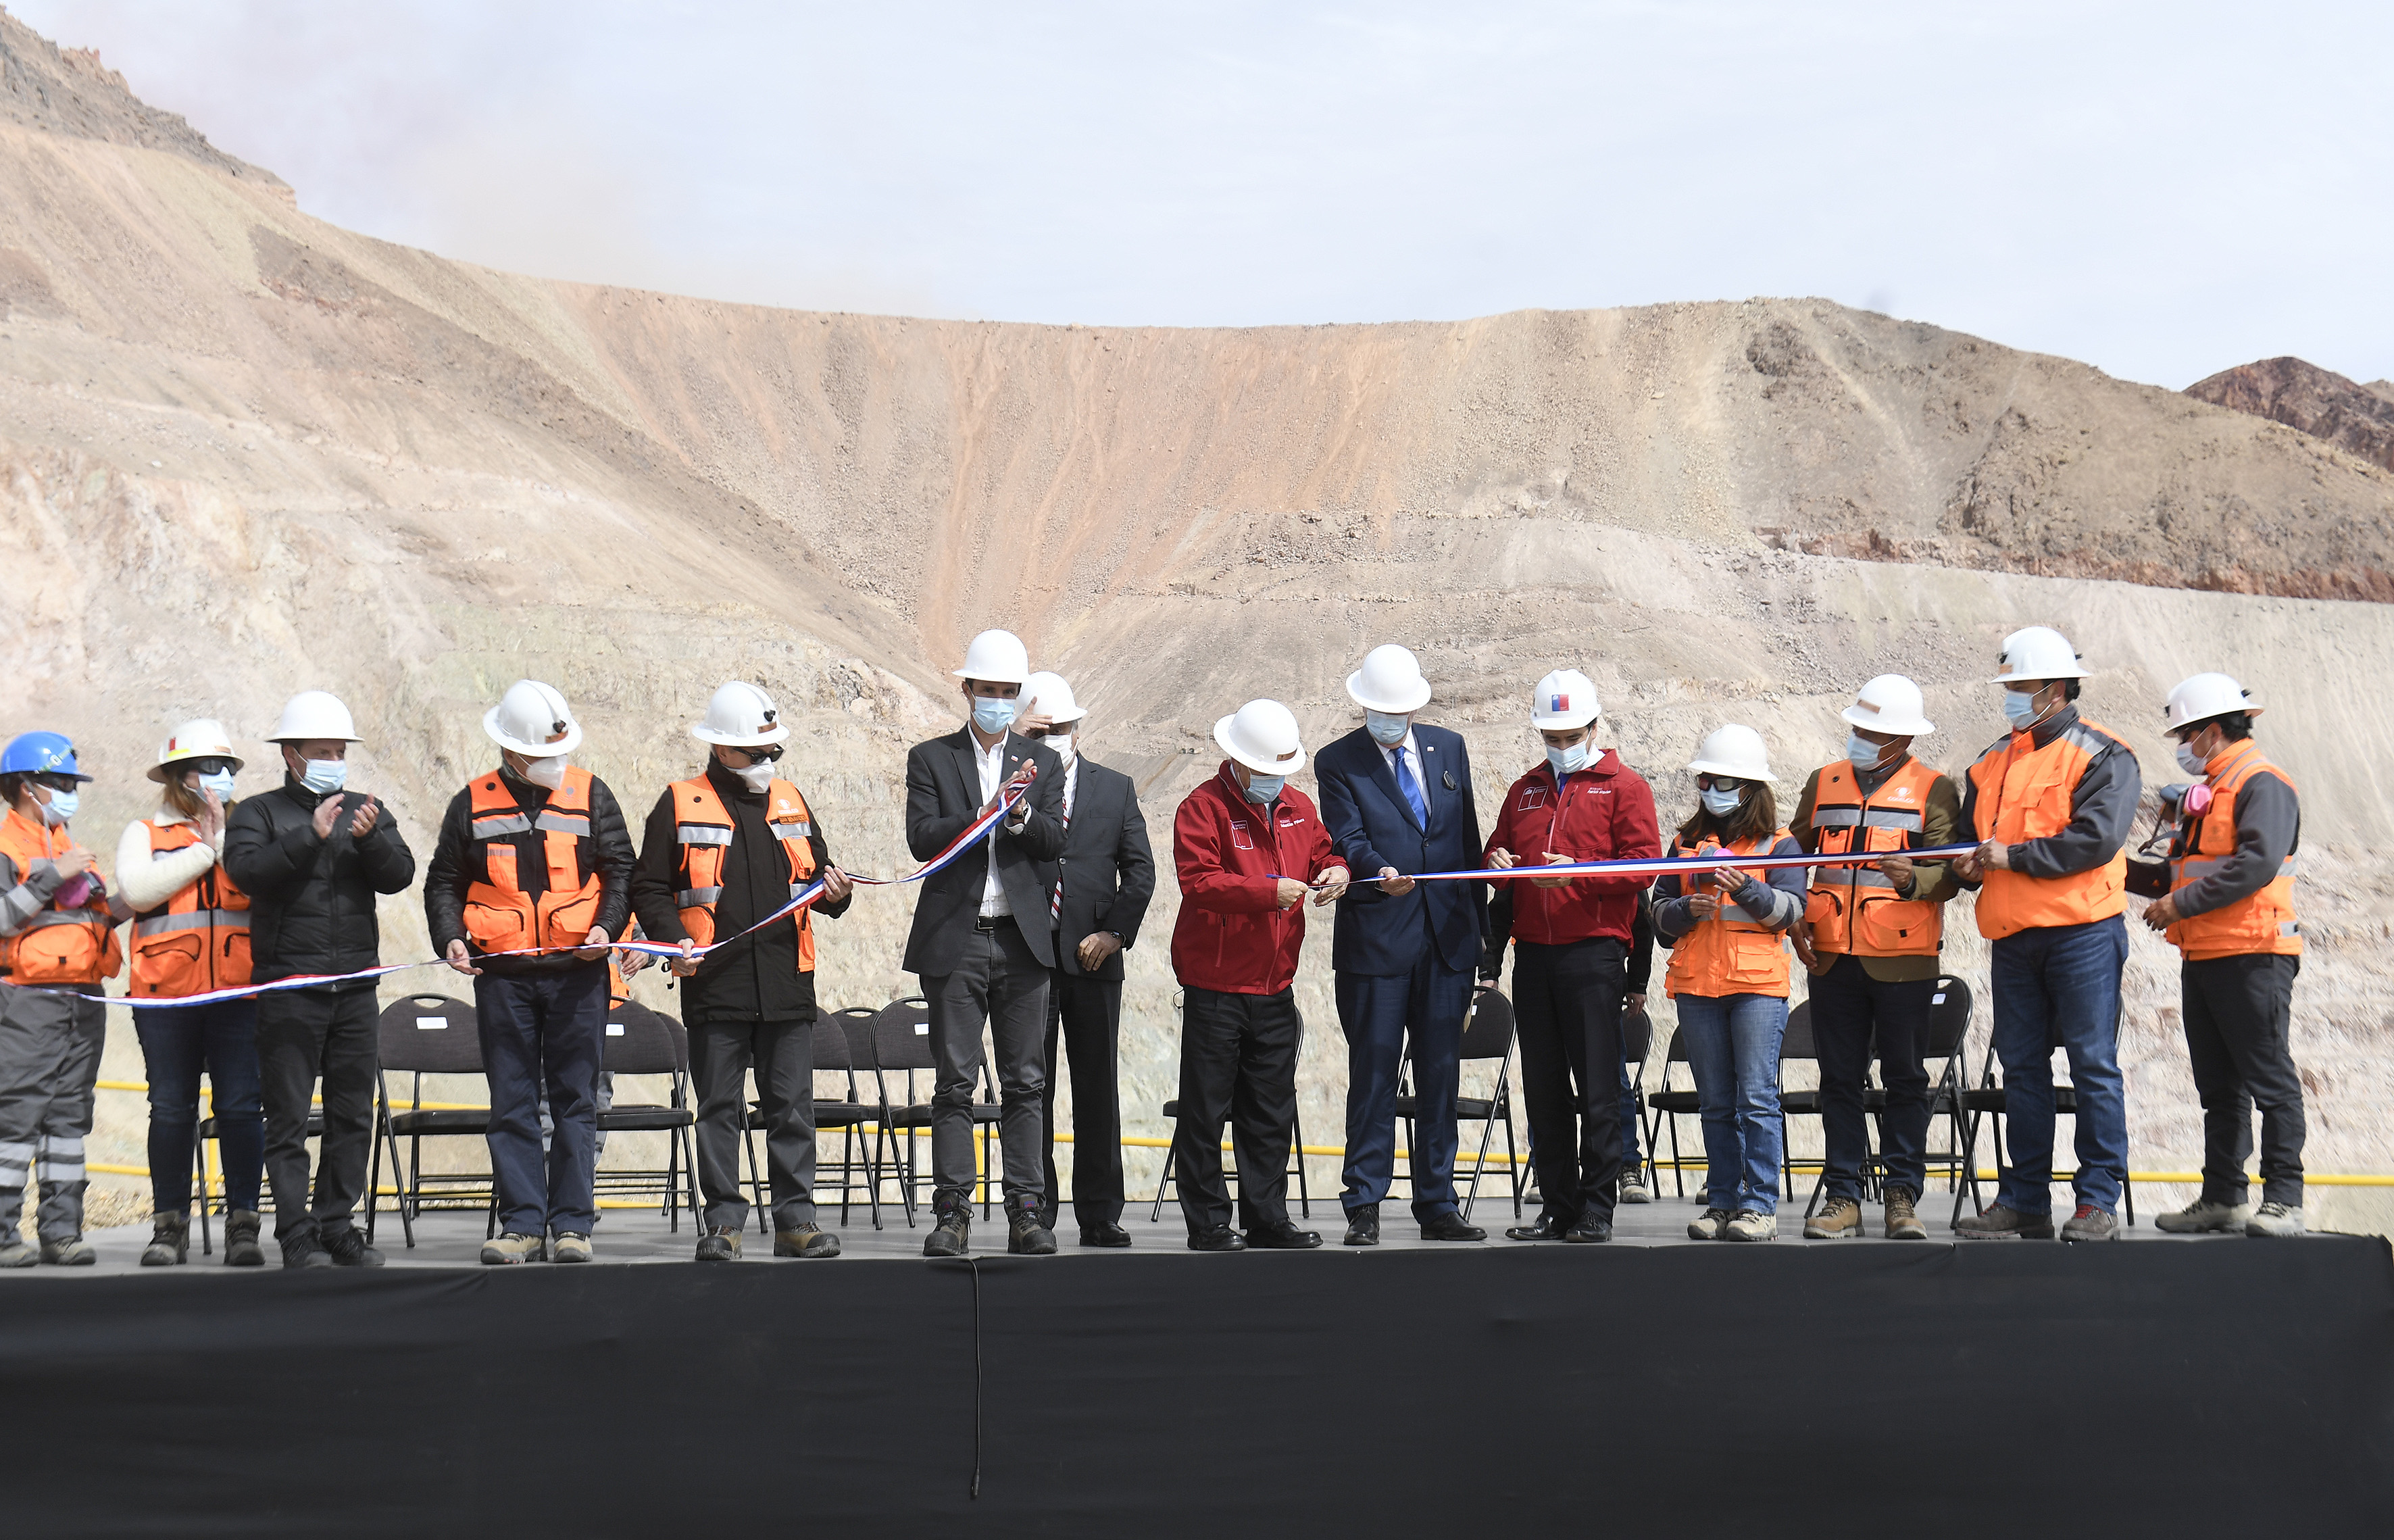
[726,745,785,764]
[181,758,234,777]
[1694,774,1745,792]
[32,773,80,793]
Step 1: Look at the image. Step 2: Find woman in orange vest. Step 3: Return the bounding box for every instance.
[2131,673,2307,1239]
[114,720,266,1268]
[0,730,122,1267]
[1651,726,1808,1243]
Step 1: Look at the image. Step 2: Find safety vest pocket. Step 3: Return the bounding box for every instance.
[1856,895,1935,953]
[543,888,601,946]
[464,901,527,949]
[9,920,111,985]
[132,930,206,998]
[220,926,252,987]
[1723,930,1787,991]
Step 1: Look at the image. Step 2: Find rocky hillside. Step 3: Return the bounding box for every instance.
[2185,355,2394,476]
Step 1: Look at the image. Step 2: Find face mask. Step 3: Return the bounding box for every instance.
[2175,741,2210,778]
[295,757,347,795]
[1545,741,1591,778]
[1047,733,1076,767]
[195,770,236,803]
[36,789,77,826]
[520,755,568,791]
[733,760,776,793]
[1366,711,1410,747]
[1700,786,1745,819]
[1243,774,1284,805]
[2000,689,2043,730]
[1845,732,1889,772]
[972,697,1018,735]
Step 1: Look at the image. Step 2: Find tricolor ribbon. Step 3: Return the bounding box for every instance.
[1311,842,1980,887]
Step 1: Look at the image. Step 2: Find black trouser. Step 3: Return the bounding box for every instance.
[2183,953,2305,1208]
[1513,937,1624,1226]
[257,986,378,1246]
[690,1016,816,1231]
[477,965,606,1238]
[1172,985,1301,1234]
[923,920,1049,1204]
[1810,955,1936,1201]
[1042,962,1124,1227]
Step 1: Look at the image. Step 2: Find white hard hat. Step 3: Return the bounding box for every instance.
[953,629,1031,685]
[1020,671,1085,724]
[484,679,582,757]
[2164,672,2262,732]
[1529,669,1601,730]
[1841,674,1936,737]
[270,690,361,744]
[149,718,244,783]
[1989,625,2087,684]
[1347,643,1432,714]
[1687,724,1778,783]
[1214,699,1308,776]
[691,680,791,748]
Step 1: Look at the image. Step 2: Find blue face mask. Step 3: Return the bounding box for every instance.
[1846,732,1889,772]
[2000,689,2043,730]
[1545,741,1591,778]
[1365,711,1410,747]
[195,770,237,803]
[1243,774,1285,805]
[1699,786,1745,819]
[971,697,1018,735]
[2175,741,2210,778]
[38,789,78,826]
[299,757,348,796]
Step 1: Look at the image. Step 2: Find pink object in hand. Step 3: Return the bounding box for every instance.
[2181,784,2214,818]
[54,874,92,910]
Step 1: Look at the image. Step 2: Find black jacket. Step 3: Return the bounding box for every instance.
[899,728,1067,975]
[423,766,636,976]
[1049,756,1155,982]
[630,759,851,1024]
[222,776,417,987]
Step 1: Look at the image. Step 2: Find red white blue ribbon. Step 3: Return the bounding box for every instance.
[1314,842,1980,887]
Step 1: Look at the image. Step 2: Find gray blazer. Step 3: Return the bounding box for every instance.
[900,728,1067,974]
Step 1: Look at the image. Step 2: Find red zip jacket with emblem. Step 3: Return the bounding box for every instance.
[1171,763,1343,995]
[1482,749,1662,946]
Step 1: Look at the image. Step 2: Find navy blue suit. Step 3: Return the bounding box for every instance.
[1316,724,1487,1220]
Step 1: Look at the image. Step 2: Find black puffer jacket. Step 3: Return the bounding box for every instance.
[224,776,417,987]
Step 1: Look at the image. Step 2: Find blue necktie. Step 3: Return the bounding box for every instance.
[1393,747,1428,828]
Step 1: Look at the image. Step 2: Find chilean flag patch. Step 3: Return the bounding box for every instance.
[1548,692,1570,712]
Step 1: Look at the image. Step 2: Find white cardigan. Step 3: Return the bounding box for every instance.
[116,805,222,914]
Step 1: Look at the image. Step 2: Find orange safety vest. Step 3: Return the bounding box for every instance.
[1663,830,1792,999]
[1802,757,1945,958]
[462,767,607,955]
[670,775,819,973]
[130,819,251,997]
[1966,717,2129,941]
[2166,742,2301,961]
[0,808,122,986]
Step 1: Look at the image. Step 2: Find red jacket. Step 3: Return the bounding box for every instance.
[1171,764,1344,995]
[1482,749,1661,947]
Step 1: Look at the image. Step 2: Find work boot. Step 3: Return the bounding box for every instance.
[141,1212,191,1267]
[924,1193,972,1258]
[280,1235,334,1269]
[1953,1203,2055,1240]
[322,1228,385,1267]
[1804,1195,1863,1240]
[2246,1201,2306,1238]
[695,1224,743,1262]
[482,1232,543,1265]
[1007,1197,1058,1256]
[775,1224,841,1258]
[41,1235,97,1265]
[1687,1206,1732,1241]
[2060,1204,2119,1243]
[1884,1189,1928,1241]
[1618,1164,1653,1205]
[1722,1210,1778,1243]
[1343,1202,1382,1247]
[222,1210,266,1268]
[551,1233,593,1264]
[2155,1197,2250,1234]
[0,1236,36,1268]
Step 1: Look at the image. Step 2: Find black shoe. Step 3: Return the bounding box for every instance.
[1245,1223,1323,1250]
[1343,1203,1381,1247]
[924,1193,972,1258]
[280,1237,334,1270]
[1079,1222,1133,1248]
[1419,1212,1487,1242]
[1563,1212,1613,1244]
[322,1228,384,1268]
[1037,1204,1060,1233]
[1188,1224,1247,1252]
[1007,1197,1058,1256]
[1505,1214,1572,1242]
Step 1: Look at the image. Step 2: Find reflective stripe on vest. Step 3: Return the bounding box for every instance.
[1966,718,2129,941]
[1662,830,1792,1000]
[669,775,818,973]
[2165,742,2302,961]
[1805,758,1944,958]
[133,910,251,937]
[462,766,606,954]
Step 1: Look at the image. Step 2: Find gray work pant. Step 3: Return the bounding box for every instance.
[691,1016,816,1231]
[0,983,106,1243]
[923,920,1049,1204]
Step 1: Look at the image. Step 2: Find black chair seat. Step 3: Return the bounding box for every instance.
[203,1110,323,1138]
[389,1108,488,1135]
[1162,1099,1183,1118]
[882,1103,934,1127]
[600,1107,695,1133]
[1959,1089,2008,1113]
[816,1102,872,1127]
[1780,1091,1822,1114]
[1647,1090,1701,1114]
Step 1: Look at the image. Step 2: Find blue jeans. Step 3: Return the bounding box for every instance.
[477,966,607,1237]
[1990,916,2129,1216]
[134,999,263,1214]
[1676,993,1787,1214]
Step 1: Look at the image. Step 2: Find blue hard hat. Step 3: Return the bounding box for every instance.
[1,731,93,782]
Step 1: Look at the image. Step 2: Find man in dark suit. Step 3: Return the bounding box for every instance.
[1316,644,1489,1245]
[901,630,1068,1258]
[1018,671,1155,1247]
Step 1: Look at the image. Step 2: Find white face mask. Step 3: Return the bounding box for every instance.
[298,757,347,796]
[37,787,78,826]
[732,759,776,793]
[1545,741,1591,778]
[519,755,568,791]
[1365,711,1410,747]
[195,770,237,803]
[2174,740,2210,777]
[1243,774,1284,805]
[1845,732,1889,772]
[1046,733,1076,767]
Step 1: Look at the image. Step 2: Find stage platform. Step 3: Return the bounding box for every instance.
[5,1195,2389,1537]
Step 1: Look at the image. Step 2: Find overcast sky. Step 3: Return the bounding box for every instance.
[16,1,2392,388]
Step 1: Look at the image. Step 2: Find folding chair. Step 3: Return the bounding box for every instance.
[1645,1025,1703,1198]
[1618,1003,1653,1197]
[195,1103,316,1257]
[593,1002,701,1232]
[366,993,490,1248]
[1395,987,1522,1221]
[1953,995,2135,1228]
[741,1006,880,1231]
[1876,976,1973,1202]
[1777,1002,1825,1202]
[866,997,936,1226]
[1147,1103,1312,1222]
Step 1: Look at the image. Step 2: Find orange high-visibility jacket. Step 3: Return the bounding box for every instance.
[1662,830,1794,999]
[1803,757,1944,959]
[2167,743,2301,961]
[462,766,606,955]
[670,775,820,972]
[130,819,251,996]
[1966,718,2130,940]
[0,808,122,986]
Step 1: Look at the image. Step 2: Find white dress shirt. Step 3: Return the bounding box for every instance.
[976,730,1022,918]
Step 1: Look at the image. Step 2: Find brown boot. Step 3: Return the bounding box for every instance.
[1803,1195,1862,1239]
[1884,1187,1928,1240]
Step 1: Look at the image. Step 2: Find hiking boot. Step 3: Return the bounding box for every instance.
[2060,1204,2119,1243]
[141,1212,191,1267]
[2246,1201,2306,1238]
[551,1233,593,1264]
[2156,1197,2251,1234]
[1884,1189,1928,1241]
[924,1193,971,1258]
[1723,1209,1778,1243]
[695,1224,743,1262]
[1687,1206,1732,1241]
[222,1210,266,1268]
[322,1228,384,1268]
[40,1236,96,1265]
[1618,1166,1653,1205]
[0,1238,36,1269]
[1953,1203,2054,1240]
[1007,1198,1059,1256]
[481,1231,543,1265]
[1343,1202,1381,1247]
[1804,1196,1862,1239]
[280,1236,334,1270]
[775,1225,841,1258]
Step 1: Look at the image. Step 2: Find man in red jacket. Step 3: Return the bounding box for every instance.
[1169,699,1349,1251]
[1484,670,1661,1244]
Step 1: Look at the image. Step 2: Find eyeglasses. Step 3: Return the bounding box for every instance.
[1693,774,1745,792]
